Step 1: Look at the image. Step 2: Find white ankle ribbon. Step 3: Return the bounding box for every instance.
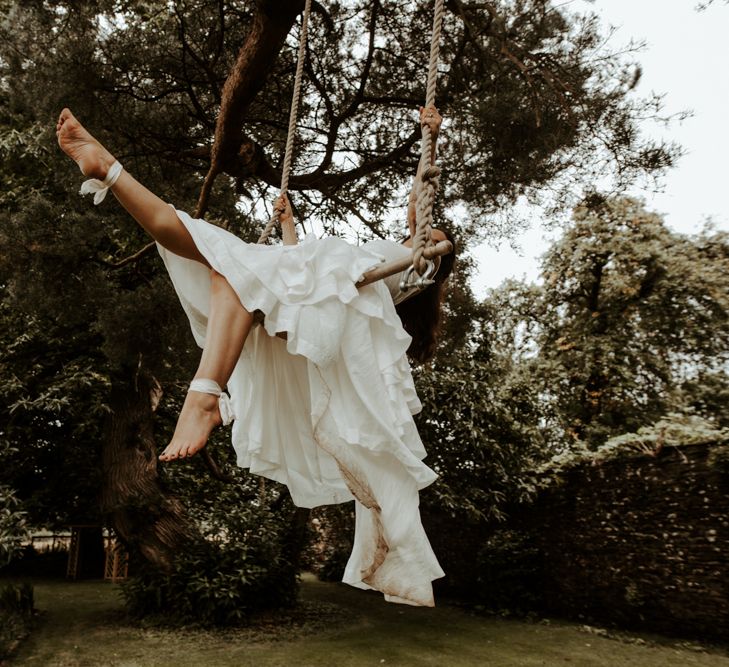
[80,160,123,205]
[188,378,235,426]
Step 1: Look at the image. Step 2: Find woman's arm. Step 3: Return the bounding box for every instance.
[407,106,442,239]
[276,193,298,246]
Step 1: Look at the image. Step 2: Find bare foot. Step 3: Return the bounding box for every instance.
[56,108,115,180]
[159,391,223,462]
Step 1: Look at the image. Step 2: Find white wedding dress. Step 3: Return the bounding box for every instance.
[156,210,445,606]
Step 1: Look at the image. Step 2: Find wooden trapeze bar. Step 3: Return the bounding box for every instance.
[356,239,453,287]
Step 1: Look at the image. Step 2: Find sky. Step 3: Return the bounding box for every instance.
[470,0,729,296]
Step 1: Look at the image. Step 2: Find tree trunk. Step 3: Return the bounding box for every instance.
[101,368,197,570]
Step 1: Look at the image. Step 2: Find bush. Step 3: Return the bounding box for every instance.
[474,529,543,614]
[0,582,35,661]
[413,356,546,524]
[0,543,69,578]
[0,483,30,567]
[537,412,729,484]
[120,466,305,626]
[305,504,354,582]
[0,581,34,616]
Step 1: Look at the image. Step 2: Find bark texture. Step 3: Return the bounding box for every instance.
[101,370,196,570]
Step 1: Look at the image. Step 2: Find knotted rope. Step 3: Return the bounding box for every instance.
[257,0,312,244]
[412,0,445,277]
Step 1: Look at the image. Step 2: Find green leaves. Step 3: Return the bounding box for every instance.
[414,351,547,523]
[483,197,729,450]
[121,452,303,625]
[0,470,30,568]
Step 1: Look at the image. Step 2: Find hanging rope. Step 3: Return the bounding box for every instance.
[257,0,313,244]
[411,0,445,277]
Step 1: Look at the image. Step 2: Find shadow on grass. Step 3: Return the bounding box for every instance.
[6,574,729,667]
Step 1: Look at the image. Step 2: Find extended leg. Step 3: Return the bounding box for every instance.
[159,270,254,461]
[58,109,250,461]
[56,108,207,265]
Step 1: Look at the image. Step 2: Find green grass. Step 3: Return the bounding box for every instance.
[7,574,729,667]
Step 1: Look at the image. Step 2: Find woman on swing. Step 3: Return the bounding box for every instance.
[57,105,454,607]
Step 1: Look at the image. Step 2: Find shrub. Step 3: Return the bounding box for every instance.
[0,581,34,616]
[474,529,543,614]
[305,504,354,582]
[0,483,30,567]
[0,582,35,662]
[537,412,729,484]
[120,470,304,627]
[1,543,69,578]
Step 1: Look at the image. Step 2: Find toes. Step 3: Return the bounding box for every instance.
[159,446,177,461]
[159,442,188,461]
[159,438,205,462]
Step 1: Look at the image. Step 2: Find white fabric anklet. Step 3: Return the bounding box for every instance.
[80,160,123,205]
[188,378,235,426]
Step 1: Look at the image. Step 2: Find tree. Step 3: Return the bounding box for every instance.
[676,369,729,429]
[0,0,680,616]
[483,197,729,448]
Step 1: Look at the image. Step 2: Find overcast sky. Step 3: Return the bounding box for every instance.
[470,0,729,296]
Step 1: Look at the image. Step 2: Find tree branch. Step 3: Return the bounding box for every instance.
[111,242,156,269]
[248,127,421,192]
[195,0,305,217]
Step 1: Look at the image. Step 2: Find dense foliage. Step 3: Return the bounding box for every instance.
[481,197,729,449]
[414,350,548,522]
[0,480,29,568]
[121,462,306,625]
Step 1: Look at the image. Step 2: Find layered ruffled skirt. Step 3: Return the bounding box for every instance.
[157,209,445,606]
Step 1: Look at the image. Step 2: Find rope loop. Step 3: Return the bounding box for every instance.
[412,171,438,275]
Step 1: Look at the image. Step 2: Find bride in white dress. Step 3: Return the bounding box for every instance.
[56,106,454,607]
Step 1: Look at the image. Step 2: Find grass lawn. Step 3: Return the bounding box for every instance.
[6,574,729,667]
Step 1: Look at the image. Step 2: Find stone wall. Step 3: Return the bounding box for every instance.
[506,441,729,640]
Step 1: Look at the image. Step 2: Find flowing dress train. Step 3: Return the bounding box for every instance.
[156,209,445,606]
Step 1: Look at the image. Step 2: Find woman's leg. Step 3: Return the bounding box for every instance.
[159,270,254,461]
[57,108,250,460]
[56,108,207,265]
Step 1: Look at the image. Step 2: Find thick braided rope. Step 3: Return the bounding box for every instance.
[257,0,312,244]
[412,0,445,276]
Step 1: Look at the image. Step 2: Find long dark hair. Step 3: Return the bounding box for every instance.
[395,229,457,364]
